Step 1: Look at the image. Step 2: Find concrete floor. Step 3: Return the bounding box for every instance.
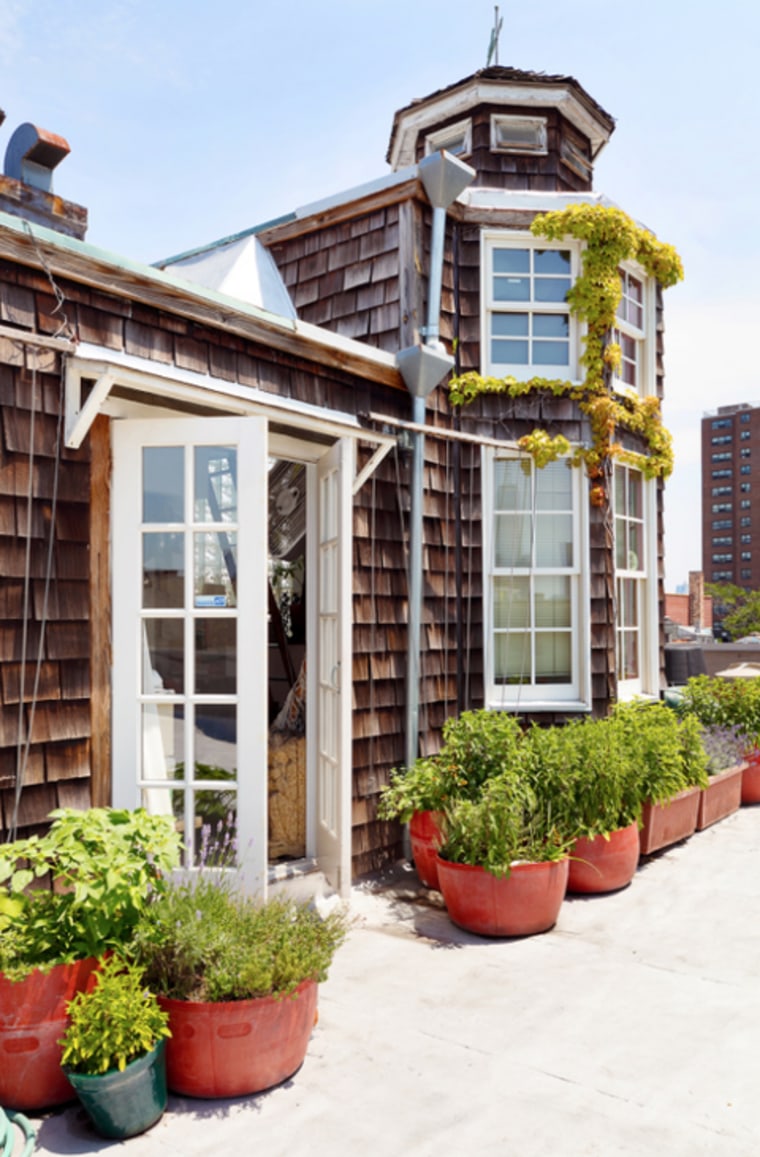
[25,804,760,1156]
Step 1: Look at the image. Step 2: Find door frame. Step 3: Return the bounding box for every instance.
[111,416,269,893]
[112,418,354,898]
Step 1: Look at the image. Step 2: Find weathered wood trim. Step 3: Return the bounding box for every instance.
[89,414,111,807]
[0,227,405,391]
[257,178,424,247]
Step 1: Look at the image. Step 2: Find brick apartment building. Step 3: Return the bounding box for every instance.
[702,403,760,588]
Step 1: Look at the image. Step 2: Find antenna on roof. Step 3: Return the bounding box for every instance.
[486,5,503,66]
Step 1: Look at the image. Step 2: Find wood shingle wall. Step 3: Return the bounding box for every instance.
[0,272,92,833]
[411,105,595,192]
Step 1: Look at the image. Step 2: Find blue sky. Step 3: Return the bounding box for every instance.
[2,0,757,589]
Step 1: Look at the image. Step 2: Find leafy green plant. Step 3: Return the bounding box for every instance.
[524,715,641,840]
[612,701,709,804]
[131,878,347,1002]
[378,709,525,821]
[676,675,760,749]
[439,769,574,878]
[59,955,170,1075]
[0,809,181,978]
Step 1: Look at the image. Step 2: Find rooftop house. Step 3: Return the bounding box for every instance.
[0,66,676,894]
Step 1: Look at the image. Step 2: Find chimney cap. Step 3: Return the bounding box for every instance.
[5,123,71,191]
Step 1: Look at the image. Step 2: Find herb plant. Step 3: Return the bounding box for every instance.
[612,701,709,804]
[525,716,641,840]
[0,808,181,978]
[379,709,525,821]
[131,878,347,1002]
[676,675,760,751]
[699,723,747,774]
[59,955,170,1075]
[439,770,574,878]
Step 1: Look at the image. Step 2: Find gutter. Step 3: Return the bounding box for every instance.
[395,152,476,773]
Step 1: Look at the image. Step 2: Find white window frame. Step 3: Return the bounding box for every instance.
[481,231,581,380]
[425,118,472,159]
[482,446,591,711]
[490,114,548,154]
[612,263,654,398]
[614,464,659,701]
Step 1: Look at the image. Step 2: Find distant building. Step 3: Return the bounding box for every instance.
[702,402,760,588]
[664,571,713,638]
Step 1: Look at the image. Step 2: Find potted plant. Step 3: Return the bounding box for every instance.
[379,710,526,889]
[676,675,760,804]
[613,702,709,855]
[527,716,642,894]
[0,808,180,1111]
[59,956,171,1140]
[695,724,746,830]
[435,771,573,938]
[131,874,347,1099]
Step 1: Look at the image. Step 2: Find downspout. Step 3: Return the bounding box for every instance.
[396,151,475,773]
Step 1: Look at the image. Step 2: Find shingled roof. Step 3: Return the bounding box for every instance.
[387,65,616,168]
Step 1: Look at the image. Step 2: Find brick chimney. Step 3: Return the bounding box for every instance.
[0,121,87,239]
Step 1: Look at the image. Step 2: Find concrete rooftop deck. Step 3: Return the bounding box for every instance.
[26,804,760,1156]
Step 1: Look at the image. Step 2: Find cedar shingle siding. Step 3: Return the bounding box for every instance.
[0,65,668,878]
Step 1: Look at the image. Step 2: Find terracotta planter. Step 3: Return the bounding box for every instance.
[697,763,744,829]
[159,978,318,1098]
[567,822,640,894]
[66,1039,167,1140]
[436,855,569,938]
[409,810,444,889]
[639,785,700,855]
[0,957,99,1111]
[741,747,760,804]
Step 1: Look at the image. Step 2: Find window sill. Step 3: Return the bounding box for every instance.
[486,699,591,713]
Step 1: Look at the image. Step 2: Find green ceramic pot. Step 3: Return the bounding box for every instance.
[65,1038,167,1140]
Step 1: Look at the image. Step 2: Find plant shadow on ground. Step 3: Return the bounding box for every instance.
[355,861,568,950]
[34,1078,283,1154]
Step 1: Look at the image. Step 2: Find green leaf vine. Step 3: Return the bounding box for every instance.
[448,204,683,499]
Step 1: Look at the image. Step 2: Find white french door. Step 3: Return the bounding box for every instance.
[112,418,268,892]
[315,439,353,895]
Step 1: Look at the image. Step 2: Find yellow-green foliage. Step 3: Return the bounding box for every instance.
[448,204,683,492]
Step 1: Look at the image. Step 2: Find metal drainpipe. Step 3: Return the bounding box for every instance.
[397,152,475,773]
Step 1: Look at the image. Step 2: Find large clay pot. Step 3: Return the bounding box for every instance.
[436,856,569,938]
[639,785,700,855]
[0,957,99,1111]
[66,1039,167,1140]
[159,978,318,1098]
[409,810,444,890]
[741,748,760,804]
[697,763,744,829]
[568,822,640,894]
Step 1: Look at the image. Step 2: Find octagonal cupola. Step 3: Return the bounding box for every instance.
[387,66,615,193]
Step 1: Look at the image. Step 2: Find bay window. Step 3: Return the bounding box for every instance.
[483,235,577,377]
[483,450,588,708]
[614,464,657,699]
[612,267,652,396]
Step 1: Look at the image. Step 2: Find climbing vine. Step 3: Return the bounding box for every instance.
[448,203,683,497]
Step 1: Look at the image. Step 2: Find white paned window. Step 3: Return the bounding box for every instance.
[490,115,547,154]
[484,235,577,377]
[425,117,472,158]
[614,464,655,699]
[484,451,588,708]
[612,267,648,395]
